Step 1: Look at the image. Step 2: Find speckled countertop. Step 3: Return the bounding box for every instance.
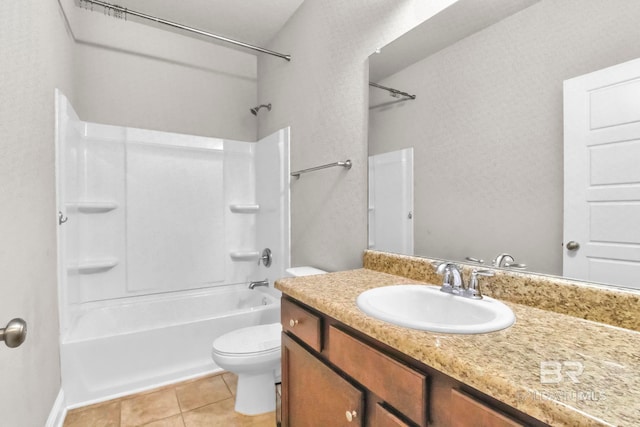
[275,268,640,427]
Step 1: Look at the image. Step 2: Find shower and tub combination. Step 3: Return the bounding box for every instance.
[55,91,291,407]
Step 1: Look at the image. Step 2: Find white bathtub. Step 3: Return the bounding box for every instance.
[61,284,280,407]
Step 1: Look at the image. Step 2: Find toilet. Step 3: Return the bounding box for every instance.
[211,266,327,415]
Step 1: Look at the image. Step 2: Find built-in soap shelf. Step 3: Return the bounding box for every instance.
[67,258,118,274]
[229,204,260,214]
[66,201,118,213]
[229,251,260,262]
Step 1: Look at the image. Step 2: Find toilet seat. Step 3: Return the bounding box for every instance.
[212,323,281,357]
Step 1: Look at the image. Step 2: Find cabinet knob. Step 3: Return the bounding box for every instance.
[345,410,357,422]
[289,319,298,327]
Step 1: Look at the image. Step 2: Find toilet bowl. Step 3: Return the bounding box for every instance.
[211,266,327,415]
[212,323,282,415]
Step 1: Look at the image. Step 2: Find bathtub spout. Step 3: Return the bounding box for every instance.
[249,279,269,289]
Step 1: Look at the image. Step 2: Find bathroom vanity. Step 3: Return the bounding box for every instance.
[281,297,540,426]
[275,252,640,426]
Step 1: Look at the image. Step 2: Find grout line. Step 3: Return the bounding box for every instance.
[220,373,235,396]
[174,384,184,413]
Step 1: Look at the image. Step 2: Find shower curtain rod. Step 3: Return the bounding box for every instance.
[369,82,416,100]
[79,0,291,61]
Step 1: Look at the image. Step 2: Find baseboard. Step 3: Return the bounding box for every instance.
[45,388,67,427]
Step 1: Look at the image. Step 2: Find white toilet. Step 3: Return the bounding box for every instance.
[211,266,327,415]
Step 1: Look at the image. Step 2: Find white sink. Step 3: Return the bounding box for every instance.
[356,285,515,334]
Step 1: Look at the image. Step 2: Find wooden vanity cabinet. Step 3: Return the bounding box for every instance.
[449,389,524,427]
[372,403,412,427]
[327,325,428,426]
[282,333,364,426]
[281,296,546,427]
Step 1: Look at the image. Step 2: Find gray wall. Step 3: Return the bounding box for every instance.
[257,0,450,271]
[369,0,640,275]
[0,0,74,425]
[67,0,258,141]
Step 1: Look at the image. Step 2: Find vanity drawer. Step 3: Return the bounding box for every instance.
[371,403,410,427]
[281,298,322,352]
[328,326,428,427]
[450,389,524,427]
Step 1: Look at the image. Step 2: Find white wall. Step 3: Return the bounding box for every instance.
[257,0,455,271]
[369,0,640,275]
[0,0,74,425]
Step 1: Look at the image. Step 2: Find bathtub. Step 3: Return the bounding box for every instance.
[61,284,280,408]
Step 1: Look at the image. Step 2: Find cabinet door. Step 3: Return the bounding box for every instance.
[282,332,364,427]
[450,389,524,427]
[328,326,428,426]
[371,403,411,427]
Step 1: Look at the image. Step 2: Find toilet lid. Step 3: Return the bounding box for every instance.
[213,323,282,355]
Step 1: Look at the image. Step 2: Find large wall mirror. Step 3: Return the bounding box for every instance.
[368,0,640,290]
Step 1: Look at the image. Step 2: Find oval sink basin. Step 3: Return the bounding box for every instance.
[356,285,515,334]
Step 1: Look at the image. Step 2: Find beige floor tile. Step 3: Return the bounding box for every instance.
[182,398,275,427]
[245,411,276,427]
[121,388,181,427]
[175,374,233,412]
[64,400,121,427]
[142,414,185,427]
[222,372,238,395]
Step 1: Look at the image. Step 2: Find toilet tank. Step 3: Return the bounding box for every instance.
[285,266,328,277]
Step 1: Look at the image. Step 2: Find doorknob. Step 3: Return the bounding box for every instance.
[0,318,27,348]
[566,241,580,251]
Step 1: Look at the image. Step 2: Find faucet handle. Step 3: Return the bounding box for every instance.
[258,248,272,267]
[465,269,494,299]
[503,262,527,269]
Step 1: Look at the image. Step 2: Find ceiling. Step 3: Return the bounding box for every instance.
[369,0,539,81]
[109,0,304,49]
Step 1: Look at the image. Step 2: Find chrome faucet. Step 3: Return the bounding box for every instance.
[248,279,269,289]
[493,253,515,267]
[435,262,495,299]
[493,253,527,269]
[435,262,464,294]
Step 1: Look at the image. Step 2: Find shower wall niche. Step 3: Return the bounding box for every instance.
[55,90,290,339]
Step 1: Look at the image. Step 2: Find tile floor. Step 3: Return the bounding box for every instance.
[63,372,277,427]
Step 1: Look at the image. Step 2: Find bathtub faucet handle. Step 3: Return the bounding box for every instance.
[258,248,272,267]
[249,279,269,289]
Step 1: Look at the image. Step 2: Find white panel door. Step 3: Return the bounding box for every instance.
[368,148,414,255]
[564,58,640,289]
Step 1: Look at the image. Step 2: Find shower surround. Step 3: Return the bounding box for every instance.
[55,91,290,407]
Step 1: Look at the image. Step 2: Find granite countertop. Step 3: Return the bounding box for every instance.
[275,268,640,427]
